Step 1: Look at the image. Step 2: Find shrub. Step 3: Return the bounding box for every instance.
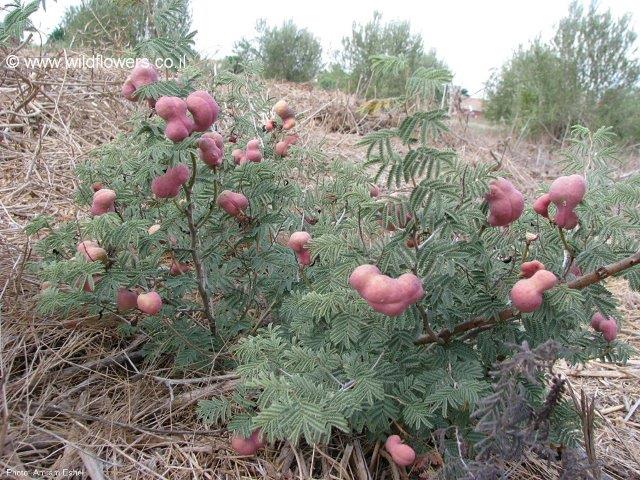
[233,19,322,82]
[484,40,576,138]
[486,1,640,142]
[28,63,306,364]
[220,75,638,475]
[28,59,640,478]
[49,0,195,62]
[317,62,351,91]
[339,11,446,98]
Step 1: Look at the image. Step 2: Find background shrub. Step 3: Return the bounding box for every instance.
[233,19,323,82]
[338,11,446,98]
[49,0,193,52]
[486,1,640,143]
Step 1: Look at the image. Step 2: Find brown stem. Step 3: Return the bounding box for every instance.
[416,304,443,344]
[414,249,640,345]
[566,250,640,289]
[183,157,216,335]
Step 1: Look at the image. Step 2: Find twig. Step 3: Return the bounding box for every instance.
[183,155,216,335]
[416,304,443,344]
[414,249,640,345]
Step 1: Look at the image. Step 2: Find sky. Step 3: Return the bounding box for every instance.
[26,0,640,95]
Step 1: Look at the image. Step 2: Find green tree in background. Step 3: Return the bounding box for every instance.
[50,0,192,52]
[337,11,446,98]
[233,19,322,82]
[486,1,640,142]
[553,2,639,98]
[485,40,577,139]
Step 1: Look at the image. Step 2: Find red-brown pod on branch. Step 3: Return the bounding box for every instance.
[198,131,224,167]
[122,59,159,103]
[216,190,249,217]
[186,90,219,132]
[151,164,190,198]
[287,231,312,266]
[349,265,424,316]
[548,175,587,229]
[137,291,162,315]
[90,189,116,216]
[156,96,195,142]
[485,178,524,227]
[510,270,557,312]
[117,289,139,312]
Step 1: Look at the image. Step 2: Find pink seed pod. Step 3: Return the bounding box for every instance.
[264,119,275,132]
[520,260,545,279]
[198,131,224,167]
[600,319,617,342]
[349,265,424,316]
[151,164,190,198]
[245,139,262,163]
[274,100,294,121]
[274,135,299,158]
[370,185,380,198]
[485,178,524,227]
[591,312,617,342]
[533,193,551,218]
[186,90,219,132]
[116,288,139,312]
[216,190,249,217]
[232,148,248,165]
[384,435,416,467]
[509,269,557,312]
[282,117,296,130]
[275,141,289,157]
[230,429,265,456]
[137,291,162,315]
[287,231,312,266]
[548,174,587,229]
[76,240,107,263]
[90,188,116,216]
[156,96,195,142]
[590,312,606,331]
[122,59,159,103]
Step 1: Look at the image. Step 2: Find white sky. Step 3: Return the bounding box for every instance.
[27,0,640,95]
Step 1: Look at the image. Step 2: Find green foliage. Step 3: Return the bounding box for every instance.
[50,0,195,60]
[553,1,640,98]
[338,11,446,98]
[27,40,639,474]
[0,0,40,44]
[233,19,322,82]
[29,62,307,370]
[316,62,351,91]
[221,71,638,470]
[486,1,640,142]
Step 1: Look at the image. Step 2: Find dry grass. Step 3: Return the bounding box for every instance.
[1,51,639,479]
